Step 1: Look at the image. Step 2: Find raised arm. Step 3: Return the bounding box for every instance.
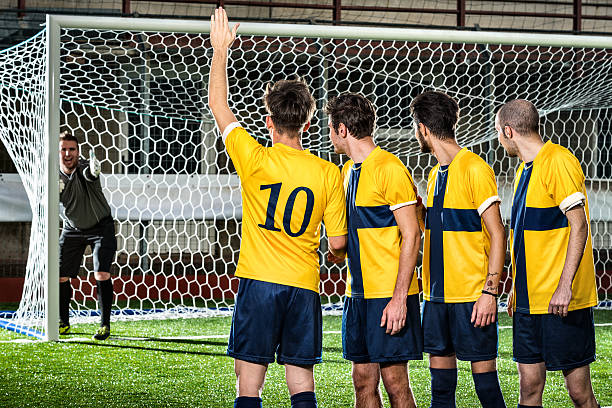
[208,8,240,134]
[83,149,101,182]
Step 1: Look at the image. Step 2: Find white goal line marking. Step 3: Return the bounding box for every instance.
[1,323,611,343]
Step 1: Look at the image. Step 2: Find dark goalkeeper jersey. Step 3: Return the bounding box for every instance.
[60,158,112,230]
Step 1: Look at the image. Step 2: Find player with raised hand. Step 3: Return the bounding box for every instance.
[208,8,348,408]
[326,93,422,408]
[58,132,116,340]
[496,100,599,408]
[410,91,507,408]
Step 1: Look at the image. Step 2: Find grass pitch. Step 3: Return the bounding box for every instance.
[0,311,610,407]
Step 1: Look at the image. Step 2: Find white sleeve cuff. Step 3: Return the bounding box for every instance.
[390,200,417,211]
[559,192,586,213]
[477,195,501,216]
[221,122,242,143]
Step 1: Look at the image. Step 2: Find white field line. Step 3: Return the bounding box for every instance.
[1,323,611,344]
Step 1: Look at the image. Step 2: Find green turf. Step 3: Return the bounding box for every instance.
[0,311,610,407]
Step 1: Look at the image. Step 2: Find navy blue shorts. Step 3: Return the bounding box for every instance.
[422,300,498,362]
[59,217,117,278]
[342,295,423,363]
[227,278,322,365]
[513,308,596,371]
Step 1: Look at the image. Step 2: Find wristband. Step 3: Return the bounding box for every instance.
[481,290,499,298]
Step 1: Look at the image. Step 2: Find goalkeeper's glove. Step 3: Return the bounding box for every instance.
[59,178,65,194]
[89,149,101,178]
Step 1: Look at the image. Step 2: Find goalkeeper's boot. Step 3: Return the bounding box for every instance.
[93,325,110,341]
[59,321,70,335]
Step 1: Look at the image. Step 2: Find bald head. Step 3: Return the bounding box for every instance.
[497,99,540,137]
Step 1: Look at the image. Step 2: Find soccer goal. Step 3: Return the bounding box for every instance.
[0,15,610,341]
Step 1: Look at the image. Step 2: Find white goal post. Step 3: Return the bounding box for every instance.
[0,14,610,341]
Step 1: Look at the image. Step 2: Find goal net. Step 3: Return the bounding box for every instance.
[0,16,611,340]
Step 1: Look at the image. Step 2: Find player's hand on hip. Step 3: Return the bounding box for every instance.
[89,149,101,177]
[471,294,497,328]
[548,283,572,317]
[507,290,514,318]
[380,297,406,335]
[210,7,240,51]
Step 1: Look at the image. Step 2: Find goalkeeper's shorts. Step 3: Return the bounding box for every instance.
[59,217,117,277]
[227,278,322,365]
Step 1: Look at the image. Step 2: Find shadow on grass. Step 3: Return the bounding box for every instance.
[73,340,228,356]
[115,336,228,347]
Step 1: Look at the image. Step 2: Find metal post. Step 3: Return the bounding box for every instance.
[45,15,61,342]
[122,0,131,16]
[17,0,25,18]
[457,0,466,27]
[573,0,582,32]
[333,0,341,25]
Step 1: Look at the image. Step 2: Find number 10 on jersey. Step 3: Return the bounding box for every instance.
[258,183,315,237]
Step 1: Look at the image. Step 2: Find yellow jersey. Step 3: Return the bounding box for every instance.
[510,141,597,314]
[423,148,501,303]
[341,146,420,298]
[223,123,347,292]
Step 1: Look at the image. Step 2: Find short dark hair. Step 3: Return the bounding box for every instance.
[263,78,315,135]
[324,93,376,140]
[497,99,540,135]
[409,91,459,140]
[59,132,79,145]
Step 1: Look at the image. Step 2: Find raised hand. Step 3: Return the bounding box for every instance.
[210,8,240,51]
[89,149,101,177]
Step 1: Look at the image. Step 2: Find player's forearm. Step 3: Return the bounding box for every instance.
[208,49,234,132]
[483,226,505,294]
[559,208,588,288]
[392,230,420,300]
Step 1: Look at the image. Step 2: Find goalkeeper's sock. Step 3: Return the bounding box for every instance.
[234,396,262,408]
[291,391,317,408]
[96,279,113,327]
[473,371,506,408]
[59,280,72,325]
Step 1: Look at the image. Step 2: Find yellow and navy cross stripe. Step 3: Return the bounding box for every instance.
[346,163,397,298]
[511,162,568,314]
[426,165,482,302]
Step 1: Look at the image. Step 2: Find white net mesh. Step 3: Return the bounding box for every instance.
[1,22,611,338]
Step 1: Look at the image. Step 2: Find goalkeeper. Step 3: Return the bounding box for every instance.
[58,132,116,341]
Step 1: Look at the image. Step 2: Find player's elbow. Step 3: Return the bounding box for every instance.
[208,97,228,114]
[401,223,421,249]
[328,235,347,255]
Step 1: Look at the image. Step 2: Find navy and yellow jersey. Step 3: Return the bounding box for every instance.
[222,122,348,292]
[510,141,597,314]
[341,146,420,299]
[423,148,501,303]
